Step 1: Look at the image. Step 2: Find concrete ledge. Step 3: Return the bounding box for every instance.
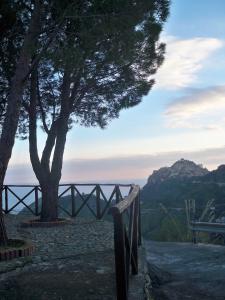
[128,245,154,300]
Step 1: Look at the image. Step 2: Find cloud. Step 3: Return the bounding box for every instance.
[155,36,223,89]
[5,146,225,186]
[165,85,225,129]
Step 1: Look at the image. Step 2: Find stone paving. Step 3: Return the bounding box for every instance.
[4,214,114,260]
[0,214,146,300]
[0,214,116,299]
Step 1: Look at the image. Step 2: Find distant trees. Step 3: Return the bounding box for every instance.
[25,0,170,221]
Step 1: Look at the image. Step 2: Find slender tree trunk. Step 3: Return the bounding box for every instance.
[29,65,71,222]
[29,109,69,222]
[31,122,68,222]
[0,1,41,246]
[0,185,7,246]
[38,119,68,222]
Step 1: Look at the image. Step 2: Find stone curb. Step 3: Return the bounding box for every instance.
[0,240,34,262]
[21,218,71,228]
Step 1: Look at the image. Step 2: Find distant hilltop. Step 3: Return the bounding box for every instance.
[141,158,225,209]
[148,158,209,185]
[141,159,225,240]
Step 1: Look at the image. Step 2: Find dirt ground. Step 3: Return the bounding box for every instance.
[145,240,225,300]
[0,250,116,300]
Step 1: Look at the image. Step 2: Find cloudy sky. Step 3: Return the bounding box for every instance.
[6,0,225,185]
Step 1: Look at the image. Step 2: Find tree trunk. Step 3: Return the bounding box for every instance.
[40,181,59,221]
[38,120,68,222]
[0,189,7,246]
[0,1,41,246]
[29,116,69,222]
[0,173,7,246]
[29,66,71,223]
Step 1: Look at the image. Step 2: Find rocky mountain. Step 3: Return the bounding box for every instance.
[201,164,225,183]
[141,159,225,241]
[141,159,225,209]
[147,158,209,185]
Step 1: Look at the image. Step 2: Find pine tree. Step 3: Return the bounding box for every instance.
[25,0,170,221]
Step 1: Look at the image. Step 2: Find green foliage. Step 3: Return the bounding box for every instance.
[141,178,225,209]
[142,209,191,242]
[0,1,28,119]
[18,0,170,135]
[141,171,225,242]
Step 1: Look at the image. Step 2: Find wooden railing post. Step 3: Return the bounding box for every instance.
[113,211,128,300]
[138,189,142,246]
[34,186,39,216]
[96,185,101,219]
[4,186,8,214]
[132,196,139,275]
[115,185,120,204]
[110,185,140,300]
[71,184,76,217]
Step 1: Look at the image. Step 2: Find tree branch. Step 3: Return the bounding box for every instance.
[37,72,49,134]
[40,121,57,174]
[29,67,42,180]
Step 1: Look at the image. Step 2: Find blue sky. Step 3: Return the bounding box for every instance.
[6,0,225,185]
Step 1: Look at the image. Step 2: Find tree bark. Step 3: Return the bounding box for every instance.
[0,1,41,246]
[40,181,59,221]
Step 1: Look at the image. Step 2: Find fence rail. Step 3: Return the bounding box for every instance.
[2,184,133,219]
[109,184,141,300]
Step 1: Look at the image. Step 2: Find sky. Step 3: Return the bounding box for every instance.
[6,0,225,186]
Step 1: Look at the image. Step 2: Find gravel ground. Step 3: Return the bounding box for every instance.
[0,215,146,300]
[0,214,116,299]
[3,214,114,261]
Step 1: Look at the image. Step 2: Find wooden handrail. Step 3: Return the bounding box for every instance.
[190,221,225,228]
[110,185,139,215]
[3,183,133,187]
[190,221,225,243]
[109,184,141,300]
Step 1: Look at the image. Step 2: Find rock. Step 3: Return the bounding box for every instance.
[96,268,105,274]
[32,256,42,263]
[147,262,172,287]
[147,159,209,184]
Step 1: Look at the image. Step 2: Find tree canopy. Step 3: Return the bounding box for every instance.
[17,0,170,132]
[0,0,170,222]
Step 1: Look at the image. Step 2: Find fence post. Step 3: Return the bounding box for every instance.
[34,186,39,216]
[115,185,120,204]
[4,186,8,214]
[138,189,142,246]
[71,184,76,217]
[132,197,139,275]
[96,185,101,219]
[113,211,128,300]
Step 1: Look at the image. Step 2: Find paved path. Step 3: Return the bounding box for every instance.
[0,214,145,300]
[0,215,116,299]
[145,240,225,300]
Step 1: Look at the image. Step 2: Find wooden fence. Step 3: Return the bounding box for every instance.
[110,184,141,300]
[2,183,141,299]
[2,183,133,218]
